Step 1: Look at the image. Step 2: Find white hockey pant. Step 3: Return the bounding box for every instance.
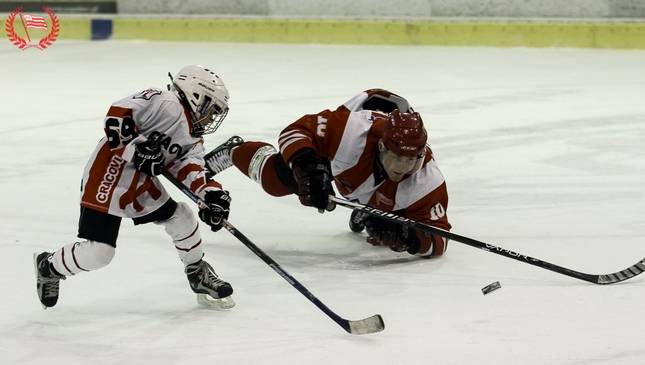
[156,202,204,266]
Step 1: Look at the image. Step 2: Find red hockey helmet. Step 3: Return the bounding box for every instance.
[381,110,427,157]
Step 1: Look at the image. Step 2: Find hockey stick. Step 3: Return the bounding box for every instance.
[332,196,645,285]
[161,171,384,335]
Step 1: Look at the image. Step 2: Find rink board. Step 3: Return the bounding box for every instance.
[2,16,645,49]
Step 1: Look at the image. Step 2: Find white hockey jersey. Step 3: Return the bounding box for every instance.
[80,89,221,218]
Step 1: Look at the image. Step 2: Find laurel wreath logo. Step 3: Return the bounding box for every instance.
[4,6,60,50]
[39,7,60,50]
[5,8,27,49]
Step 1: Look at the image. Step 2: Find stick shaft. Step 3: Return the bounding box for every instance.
[331,196,644,285]
[161,171,384,333]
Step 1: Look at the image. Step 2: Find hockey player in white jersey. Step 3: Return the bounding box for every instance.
[34,65,235,309]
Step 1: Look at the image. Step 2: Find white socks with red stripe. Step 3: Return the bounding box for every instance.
[50,240,115,276]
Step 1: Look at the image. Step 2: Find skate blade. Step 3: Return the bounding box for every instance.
[196,294,236,310]
[32,253,48,310]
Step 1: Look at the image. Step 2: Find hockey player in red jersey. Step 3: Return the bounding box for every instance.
[205,89,451,257]
[34,65,235,309]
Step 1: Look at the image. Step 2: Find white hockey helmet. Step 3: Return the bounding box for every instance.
[169,65,229,136]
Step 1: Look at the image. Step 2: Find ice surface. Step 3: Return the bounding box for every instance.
[1,41,644,365]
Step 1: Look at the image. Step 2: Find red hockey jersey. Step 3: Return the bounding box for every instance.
[278,90,450,256]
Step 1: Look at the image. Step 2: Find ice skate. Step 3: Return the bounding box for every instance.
[33,252,66,309]
[204,136,244,177]
[185,259,235,310]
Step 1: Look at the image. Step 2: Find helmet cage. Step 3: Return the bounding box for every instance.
[192,93,228,136]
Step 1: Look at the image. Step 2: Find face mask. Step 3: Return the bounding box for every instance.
[193,97,228,136]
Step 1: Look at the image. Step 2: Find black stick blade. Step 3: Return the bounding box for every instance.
[347,314,385,335]
[596,258,645,284]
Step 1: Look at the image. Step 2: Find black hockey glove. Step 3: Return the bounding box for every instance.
[291,149,335,212]
[198,190,231,232]
[362,214,420,254]
[133,139,164,176]
[349,209,368,233]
